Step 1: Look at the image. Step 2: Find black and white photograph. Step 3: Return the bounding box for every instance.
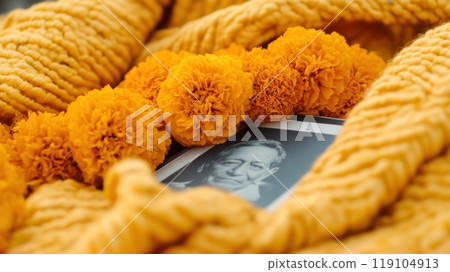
[156,117,342,209]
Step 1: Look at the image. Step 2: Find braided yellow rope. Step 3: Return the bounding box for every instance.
[7,179,110,253]
[0,0,168,124]
[7,159,258,253]
[141,0,249,64]
[138,0,448,62]
[164,0,248,28]
[298,119,450,253]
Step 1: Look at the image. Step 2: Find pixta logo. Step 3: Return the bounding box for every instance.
[126,105,172,151]
[127,105,326,151]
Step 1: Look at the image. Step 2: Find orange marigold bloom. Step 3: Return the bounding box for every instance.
[346,45,385,114]
[241,47,299,121]
[0,144,26,253]
[119,50,193,105]
[320,45,386,118]
[213,43,246,57]
[9,112,81,189]
[268,27,353,116]
[157,54,253,146]
[66,86,171,186]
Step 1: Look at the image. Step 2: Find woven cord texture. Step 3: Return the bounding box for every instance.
[7,159,259,253]
[137,0,449,62]
[298,107,450,253]
[0,0,167,124]
[163,0,248,28]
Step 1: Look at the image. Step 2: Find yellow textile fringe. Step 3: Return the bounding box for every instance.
[7,21,450,253]
[0,0,168,124]
[137,0,448,62]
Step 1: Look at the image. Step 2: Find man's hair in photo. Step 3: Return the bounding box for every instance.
[216,140,287,168]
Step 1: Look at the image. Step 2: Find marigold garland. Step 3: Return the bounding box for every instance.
[325,44,386,117]
[208,27,384,120]
[66,85,171,186]
[0,26,385,191]
[268,27,353,116]
[156,54,253,146]
[240,47,300,121]
[8,112,81,190]
[119,50,193,105]
[0,144,25,253]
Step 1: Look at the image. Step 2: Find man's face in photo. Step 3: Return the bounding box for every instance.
[205,145,279,191]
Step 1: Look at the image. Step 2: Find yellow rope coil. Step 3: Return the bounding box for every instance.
[298,102,450,253]
[0,0,168,124]
[7,159,258,253]
[137,0,448,62]
[7,179,110,253]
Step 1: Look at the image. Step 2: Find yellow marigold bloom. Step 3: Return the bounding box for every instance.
[157,54,253,146]
[66,86,171,186]
[0,144,26,253]
[119,50,192,105]
[9,112,81,189]
[339,44,386,117]
[241,47,300,121]
[268,27,353,116]
[213,43,246,57]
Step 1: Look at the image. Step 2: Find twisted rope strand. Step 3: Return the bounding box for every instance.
[0,0,168,124]
[138,0,448,60]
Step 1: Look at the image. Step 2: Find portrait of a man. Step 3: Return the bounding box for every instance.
[159,124,339,208]
[169,140,287,202]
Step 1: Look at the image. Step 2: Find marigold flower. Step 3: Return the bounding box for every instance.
[318,45,386,118]
[9,112,81,189]
[268,27,353,116]
[157,54,253,146]
[66,86,171,186]
[0,144,25,253]
[213,43,246,57]
[341,44,386,116]
[119,50,193,105]
[241,47,299,121]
